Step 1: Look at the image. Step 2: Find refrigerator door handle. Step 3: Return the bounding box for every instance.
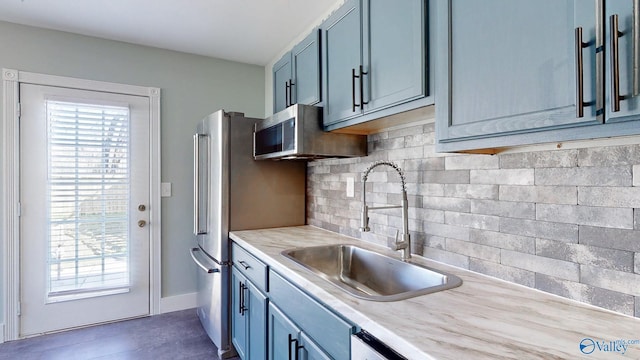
[193,133,208,235]
[190,247,221,274]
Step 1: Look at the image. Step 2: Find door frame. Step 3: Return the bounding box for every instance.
[1,68,162,341]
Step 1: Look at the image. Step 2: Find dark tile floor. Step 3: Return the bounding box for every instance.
[0,309,240,359]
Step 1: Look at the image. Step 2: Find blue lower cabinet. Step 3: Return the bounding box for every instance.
[246,281,267,359]
[268,303,332,360]
[232,242,355,360]
[268,303,300,360]
[298,332,332,360]
[232,267,267,360]
[269,270,355,360]
[231,269,248,359]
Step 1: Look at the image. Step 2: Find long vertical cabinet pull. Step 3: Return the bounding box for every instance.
[351,68,358,112]
[352,66,369,112]
[289,80,295,107]
[238,282,247,316]
[287,334,298,360]
[634,0,640,96]
[610,14,625,112]
[575,27,588,118]
[238,281,243,315]
[610,2,640,111]
[359,65,369,110]
[295,342,304,360]
[285,81,291,108]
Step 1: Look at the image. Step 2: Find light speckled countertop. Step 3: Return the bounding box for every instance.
[230,226,640,359]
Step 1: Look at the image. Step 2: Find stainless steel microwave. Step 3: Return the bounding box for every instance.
[253,104,367,160]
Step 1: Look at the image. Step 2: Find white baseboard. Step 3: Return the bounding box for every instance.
[159,292,197,314]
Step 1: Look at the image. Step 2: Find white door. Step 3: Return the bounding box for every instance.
[19,83,151,336]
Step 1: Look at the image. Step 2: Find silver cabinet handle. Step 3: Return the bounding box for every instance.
[575,27,587,118]
[610,14,625,112]
[190,247,220,274]
[237,260,251,270]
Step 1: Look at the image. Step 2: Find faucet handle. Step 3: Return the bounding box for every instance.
[389,229,401,250]
[391,229,409,250]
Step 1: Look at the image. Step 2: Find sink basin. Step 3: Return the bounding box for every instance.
[281,244,462,301]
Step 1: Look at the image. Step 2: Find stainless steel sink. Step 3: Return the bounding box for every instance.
[281,244,462,301]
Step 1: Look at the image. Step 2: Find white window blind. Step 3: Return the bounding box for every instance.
[46,100,131,299]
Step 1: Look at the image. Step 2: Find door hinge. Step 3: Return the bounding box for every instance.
[16,202,21,217]
[17,302,21,316]
[17,102,21,119]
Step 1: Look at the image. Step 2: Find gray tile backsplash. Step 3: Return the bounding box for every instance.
[306,117,640,317]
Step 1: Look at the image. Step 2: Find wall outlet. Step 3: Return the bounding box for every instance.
[346,177,355,198]
[161,182,172,197]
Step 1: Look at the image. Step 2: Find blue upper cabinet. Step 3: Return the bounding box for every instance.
[273,29,321,114]
[273,53,292,113]
[437,0,640,153]
[322,0,363,126]
[436,0,599,152]
[292,29,321,107]
[363,0,426,112]
[322,0,429,129]
[605,2,640,126]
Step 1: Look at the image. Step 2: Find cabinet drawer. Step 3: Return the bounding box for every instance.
[269,270,355,360]
[231,243,268,292]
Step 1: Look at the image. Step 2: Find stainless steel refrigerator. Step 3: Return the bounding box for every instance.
[190,110,306,358]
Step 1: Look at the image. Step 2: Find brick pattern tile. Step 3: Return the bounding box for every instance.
[306,121,640,318]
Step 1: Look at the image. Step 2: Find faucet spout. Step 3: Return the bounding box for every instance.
[360,161,411,261]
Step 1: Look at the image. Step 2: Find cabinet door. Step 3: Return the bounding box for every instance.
[273,53,292,113]
[605,1,640,123]
[231,268,248,359]
[292,29,321,106]
[246,280,267,360]
[268,303,300,360]
[322,0,363,125]
[436,0,598,147]
[363,0,426,112]
[298,332,331,360]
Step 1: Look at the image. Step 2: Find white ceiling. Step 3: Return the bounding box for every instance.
[0,0,340,66]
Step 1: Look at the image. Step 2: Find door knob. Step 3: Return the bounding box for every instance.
[138,204,146,211]
[138,220,147,228]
